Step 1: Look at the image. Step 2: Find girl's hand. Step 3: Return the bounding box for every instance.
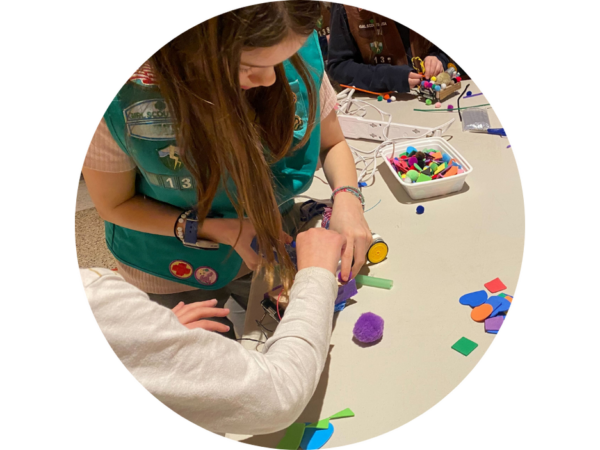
[215,219,292,271]
[172,300,231,332]
[328,193,372,282]
[423,56,444,80]
[296,228,346,275]
[408,72,423,89]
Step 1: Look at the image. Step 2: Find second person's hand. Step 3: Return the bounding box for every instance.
[296,228,346,275]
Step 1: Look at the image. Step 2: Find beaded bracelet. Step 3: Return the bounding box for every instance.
[330,185,365,209]
[174,210,193,242]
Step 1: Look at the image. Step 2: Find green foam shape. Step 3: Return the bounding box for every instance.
[498,293,507,298]
[452,337,478,356]
[277,423,306,449]
[328,408,355,420]
[306,419,330,430]
[416,173,432,183]
[307,407,355,429]
[414,164,422,171]
[407,170,419,181]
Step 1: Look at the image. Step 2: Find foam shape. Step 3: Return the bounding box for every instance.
[498,293,507,298]
[434,163,446,175]
[277,423,306,449]
[459,290,488,307]
[406,146,417,153]
[306,419,330,430]
[452,337,478,356]
[416,173,432,183]
[444,166,458,177]
[422,167,432,176]
[300,423,334,450]
[334,301,347,312]
[471,304,493,322]
[487,330,498,334]
[328,408,355,420]
[484,277,507,293]
[486,295,504,311]
[490,298,511,317]
[432,152,443,159]
[407,170,419,181]
[505,295,513,303]
[485,315,505,333]
[336,278,358,304]
[458,168,465,174]
[414,163,423,171]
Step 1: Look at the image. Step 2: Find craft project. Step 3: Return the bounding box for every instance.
[388,147,461,182]
[484,277,507,293]
[452,337,478,356]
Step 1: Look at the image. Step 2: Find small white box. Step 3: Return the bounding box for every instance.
[381,137,473,200]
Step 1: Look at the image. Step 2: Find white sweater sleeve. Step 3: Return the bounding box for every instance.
[82,267,338,435]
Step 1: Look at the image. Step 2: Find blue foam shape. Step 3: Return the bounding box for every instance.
[301,423,334,450]
[336,278,357,305]
[490,298,511,317]
[407,146,417,153]
[334,301,347,312]
[486,295,504,311]
[459,290,487,307]
[487,330,499,334]
[358,181,367,188]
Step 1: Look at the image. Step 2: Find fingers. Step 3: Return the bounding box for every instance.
[186,320,232,333]
[179,306,230,325]
[238,245,260,271]
[340,236,354,282]
[351,233,370,277]
[280,231,293,245]
[171,301,185,314]
[408,72,422,79]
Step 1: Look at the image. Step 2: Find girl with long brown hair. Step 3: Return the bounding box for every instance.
[83,1,372,337]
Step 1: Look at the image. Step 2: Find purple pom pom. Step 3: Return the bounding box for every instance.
[353,312,384,343]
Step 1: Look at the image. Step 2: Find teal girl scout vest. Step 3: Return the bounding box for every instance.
[103,31,323,290]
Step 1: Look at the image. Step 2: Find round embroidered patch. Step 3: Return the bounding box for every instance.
[129,62,157,86]
[194,266,218,286]
[169,260,193,279]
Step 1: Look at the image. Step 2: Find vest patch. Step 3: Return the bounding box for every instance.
[195,266,218,286]
[129,62,158,86]
[123,99,175,141]
[169,260,193,279]
[158,145,183,171]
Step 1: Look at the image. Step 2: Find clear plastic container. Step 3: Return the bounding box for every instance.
[381,137,473,200]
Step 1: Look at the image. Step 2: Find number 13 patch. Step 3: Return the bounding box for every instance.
[145,172,195,190]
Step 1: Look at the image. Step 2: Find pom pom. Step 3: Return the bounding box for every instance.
[416,205,425,214]
[377,95,383,101]
[333,103,339,111]
[434,85,441,91]
[431,76,437,82]
[456,76,462,82]
[425,99,432,106]
[447,104,454,110]
[467,91,472,96]
[384,94,390,100]
[435,102,441,108]
[421,81,426,87]
[391,96,397,101]
[353,312,384,343]
[441,83,447,89]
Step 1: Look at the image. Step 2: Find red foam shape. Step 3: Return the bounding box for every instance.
[484,277,507,293]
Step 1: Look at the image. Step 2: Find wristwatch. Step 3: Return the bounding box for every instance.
[182,210,220,250]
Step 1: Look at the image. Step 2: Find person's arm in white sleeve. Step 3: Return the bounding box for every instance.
[82,230,345,435]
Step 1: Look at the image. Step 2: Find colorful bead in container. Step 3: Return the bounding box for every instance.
[387,146,465,183]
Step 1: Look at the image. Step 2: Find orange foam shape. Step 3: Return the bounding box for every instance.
[471,304,493,322]
[444,166,459,177]
[506,295,513,303]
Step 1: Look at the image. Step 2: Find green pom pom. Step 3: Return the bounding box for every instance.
[425,99,432,106]
[431,162,439,172]
[377,95,383,101]
[407,170,419,181]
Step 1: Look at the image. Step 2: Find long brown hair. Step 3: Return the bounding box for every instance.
[150,1,322,292]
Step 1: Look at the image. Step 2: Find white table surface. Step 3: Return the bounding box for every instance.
[227,81,524,448]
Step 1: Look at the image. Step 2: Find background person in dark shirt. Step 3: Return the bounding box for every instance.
[327,4,449,93]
